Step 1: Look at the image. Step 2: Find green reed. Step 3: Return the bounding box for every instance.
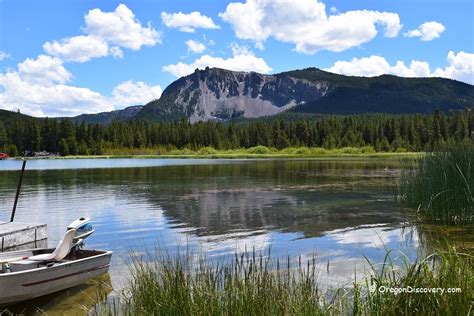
[93,244,472,316]
[399,144,473,224]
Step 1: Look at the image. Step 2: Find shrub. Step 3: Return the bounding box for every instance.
[246,146,271,155]
[198,146,218,155]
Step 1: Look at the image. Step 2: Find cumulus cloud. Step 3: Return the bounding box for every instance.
[0,71,112,117]
[43,35,110,63]
[325,51,474,84]
[0,51,10,61]
[85,4,160,50]
[17,55,72,85]
[42,4,159,63]
[185,40,206,54]
[112,81,162,106]
[405,21,445,41]
[433,51,474,84]
[220,0,402,54]
[161,11,220,32]
[162,47,272,78]
[325,55,431,77]
[0,55,162,116]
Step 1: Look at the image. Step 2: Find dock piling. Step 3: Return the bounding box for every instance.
[10,159,26,222]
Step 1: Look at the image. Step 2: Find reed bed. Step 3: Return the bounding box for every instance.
[94,245,472,315]
[399,144,473,224]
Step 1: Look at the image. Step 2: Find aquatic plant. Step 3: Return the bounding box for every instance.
[399,144,473,224]
[94,245,472,315]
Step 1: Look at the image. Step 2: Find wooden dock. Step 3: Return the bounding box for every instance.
[0,222,47,251]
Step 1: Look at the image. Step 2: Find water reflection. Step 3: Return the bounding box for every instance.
[0,159,426,313]
[4,273,112,315]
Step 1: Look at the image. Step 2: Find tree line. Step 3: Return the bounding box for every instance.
[0,111,472,156]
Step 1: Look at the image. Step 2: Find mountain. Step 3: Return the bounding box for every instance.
[138,67,329,123]
[286,68,474,114]
[65,105,143,124]
[0,109,38,125]
[1,68,473,124]
[137,67,474,122]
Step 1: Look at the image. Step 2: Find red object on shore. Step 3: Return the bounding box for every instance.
[0,153,9,160]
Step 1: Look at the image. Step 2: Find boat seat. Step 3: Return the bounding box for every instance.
[29,229,76,262]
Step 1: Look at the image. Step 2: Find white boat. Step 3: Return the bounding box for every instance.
[0,219,112,306]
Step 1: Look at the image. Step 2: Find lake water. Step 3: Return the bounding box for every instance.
[0,158,423,314]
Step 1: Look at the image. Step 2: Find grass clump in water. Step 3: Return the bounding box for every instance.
[95,245,472,315]
[399,144,473,224]
[357,247,473,315]
[116,251,328,315]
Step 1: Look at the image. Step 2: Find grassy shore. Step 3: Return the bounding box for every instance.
[95,245,472,315]
[18,146,423,160]
[399,144,473,224]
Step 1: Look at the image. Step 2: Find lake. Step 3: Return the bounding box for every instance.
[0,158,431,313]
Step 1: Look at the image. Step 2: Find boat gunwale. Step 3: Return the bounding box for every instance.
[0,249,112,277]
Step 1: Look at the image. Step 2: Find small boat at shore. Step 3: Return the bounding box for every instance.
[0,218,112,306]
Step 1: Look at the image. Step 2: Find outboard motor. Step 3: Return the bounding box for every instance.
[67,217,95,249]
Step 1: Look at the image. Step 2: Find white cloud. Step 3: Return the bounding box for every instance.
[161,11,220,33]
[84,4,160,50]
[433,51,474,84]
[112,81,162,106]
[185,40,206,54]
[254,42,264,50]
[163,48,272,78]
[41,4,159,63]
[325,51,474,84]
[220,0,402,54]
[0,55,162,116]
[325,55,431,78]
[405,21,445,41]
[230,43,253,56]
[0,71,112,117]
[109,46,124,59]
[0,51,10,61]
[43,35,110,63]
[17,55,72,85]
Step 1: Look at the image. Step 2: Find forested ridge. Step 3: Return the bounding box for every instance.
[0,109,472,156]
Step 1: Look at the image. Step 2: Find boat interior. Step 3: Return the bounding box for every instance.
[0,249,107,274]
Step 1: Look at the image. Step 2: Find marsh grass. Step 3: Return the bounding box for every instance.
[94,245,472,316]
[92,145,420,159]
[357,247,473,315]
[399,144,473,224]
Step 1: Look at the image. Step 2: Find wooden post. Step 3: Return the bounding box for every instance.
[10,160,26,222]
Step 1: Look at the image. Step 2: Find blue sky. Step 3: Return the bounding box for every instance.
[0,0,472,117]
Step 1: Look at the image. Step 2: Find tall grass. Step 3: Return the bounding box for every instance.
[357,247,473,315]
[95,246,472,315]
[399,144,473,224]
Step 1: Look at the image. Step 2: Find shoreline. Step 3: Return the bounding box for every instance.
[11,152,423,160]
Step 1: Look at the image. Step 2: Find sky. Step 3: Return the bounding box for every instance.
[0,0,473,117]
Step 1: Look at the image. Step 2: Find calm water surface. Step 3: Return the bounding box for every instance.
[0,158,422,314]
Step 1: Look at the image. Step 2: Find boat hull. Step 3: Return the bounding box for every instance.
[0,249,112,306]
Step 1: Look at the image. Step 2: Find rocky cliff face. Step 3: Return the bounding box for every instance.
[139,68,330,122]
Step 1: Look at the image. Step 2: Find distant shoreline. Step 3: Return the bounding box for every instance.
[10,152,422,160]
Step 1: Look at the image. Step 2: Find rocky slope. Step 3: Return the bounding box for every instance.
[138,67,330,122]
